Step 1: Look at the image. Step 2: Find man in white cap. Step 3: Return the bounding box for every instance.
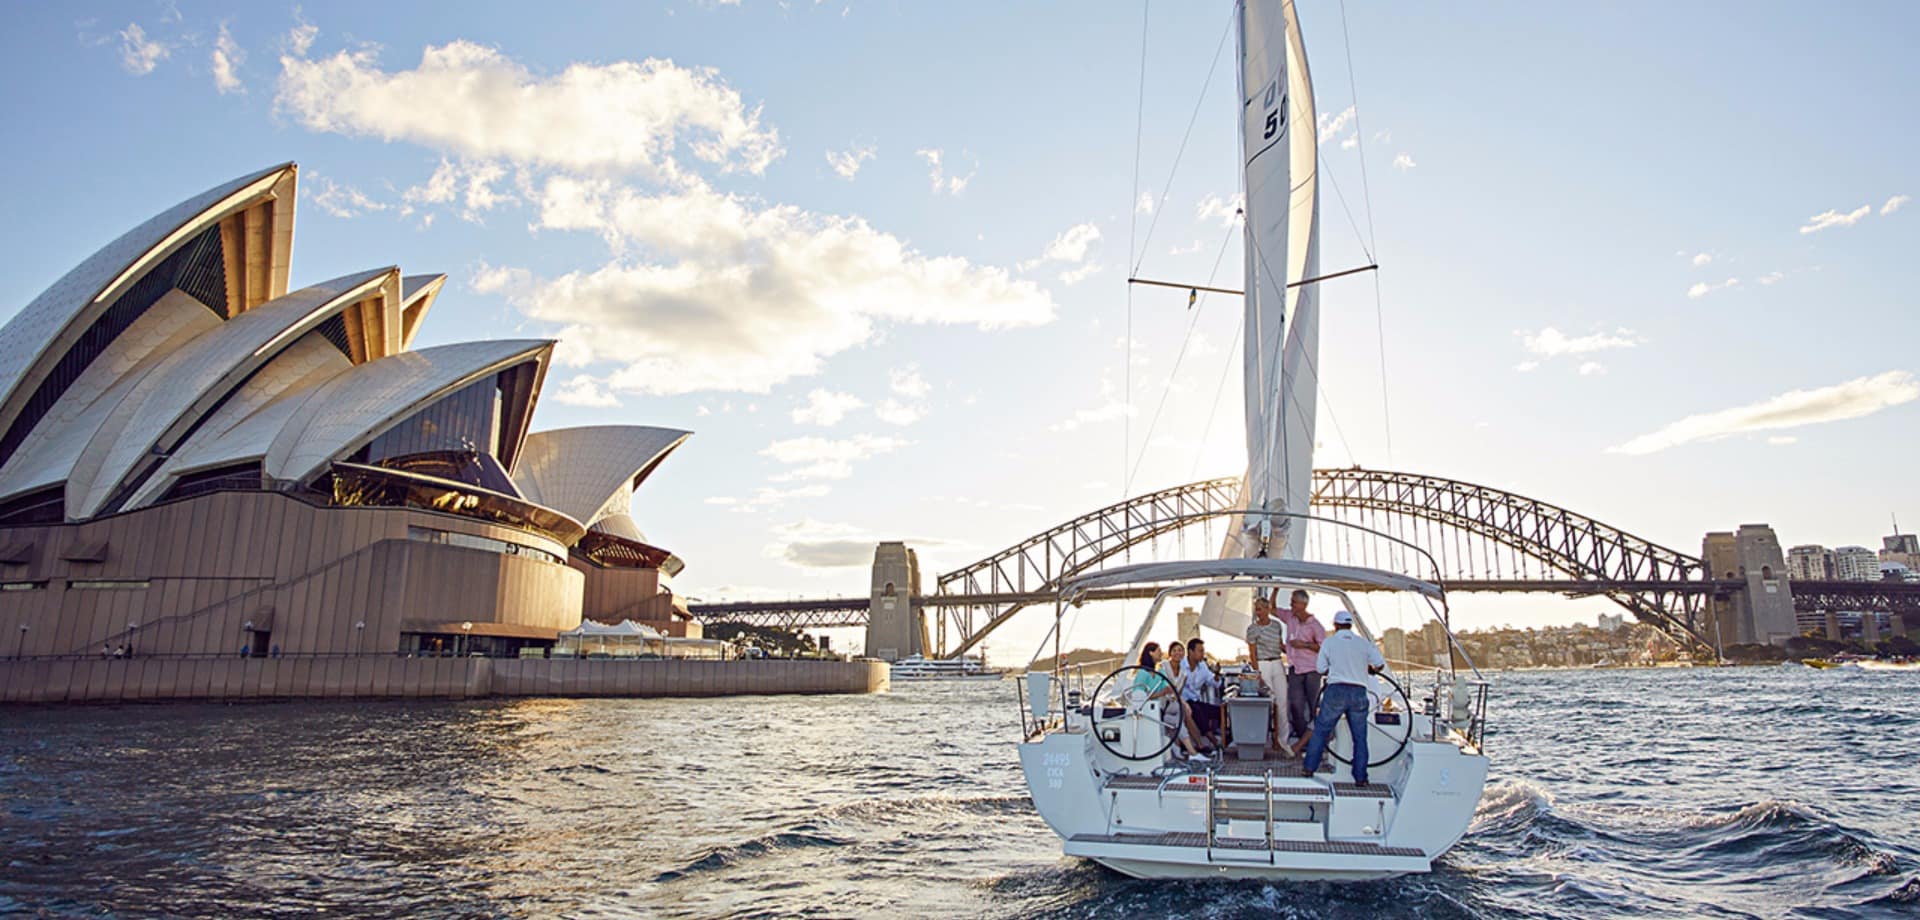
[1300,609,1388,786]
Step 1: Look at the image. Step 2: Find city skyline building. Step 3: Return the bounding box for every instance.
[1833,545,1880,582]
[1787,544,1835,581]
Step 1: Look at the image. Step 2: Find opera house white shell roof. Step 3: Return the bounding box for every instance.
[0,163,690,556]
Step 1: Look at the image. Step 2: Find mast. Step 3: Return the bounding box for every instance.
[1201,0,1319,637]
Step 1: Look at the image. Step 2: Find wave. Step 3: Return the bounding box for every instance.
[652,827,854,883]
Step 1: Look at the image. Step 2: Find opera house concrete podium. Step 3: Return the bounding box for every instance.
[0,163,886,701]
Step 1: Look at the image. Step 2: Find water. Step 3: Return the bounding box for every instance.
[2,667,1916,918]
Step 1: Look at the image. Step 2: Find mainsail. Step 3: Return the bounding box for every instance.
[1200,0,1320,637]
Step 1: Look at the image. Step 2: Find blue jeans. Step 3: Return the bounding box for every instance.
[1302,682,1372,784]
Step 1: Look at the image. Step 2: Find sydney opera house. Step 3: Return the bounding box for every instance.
[0,163,702,666]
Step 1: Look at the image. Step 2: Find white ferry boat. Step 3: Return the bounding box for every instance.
[889,655,1007,681]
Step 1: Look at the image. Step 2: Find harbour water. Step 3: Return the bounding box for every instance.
[3,667,1916,918]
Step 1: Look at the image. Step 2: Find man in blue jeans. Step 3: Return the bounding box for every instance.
[1301,610,1388,786]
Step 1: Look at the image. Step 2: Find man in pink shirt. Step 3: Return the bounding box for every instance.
[1282,589,1328,751]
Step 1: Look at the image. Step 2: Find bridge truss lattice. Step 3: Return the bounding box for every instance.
[930,468,1717,655]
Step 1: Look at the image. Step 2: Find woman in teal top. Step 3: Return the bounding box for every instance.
[1133,642,1209,761]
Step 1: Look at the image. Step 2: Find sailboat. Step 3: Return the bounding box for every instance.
[1013,0,1491,880]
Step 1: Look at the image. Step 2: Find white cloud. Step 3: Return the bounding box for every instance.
[481,176,1053,394]
[285,11,318,56]
[550,374,621,407]
[276,40,783,178]
[1039,222,1100,264]
[1317,105,1355,146]
[1392,152,1416,171]
[1022,222,1102,281]
[874,367,930,426]
[1767,436,1798,446]
[825,143,875,180]
[1058,263,1102,286]
[1136,192,1155,214]
[1757,271,1785,285]
[400,159,512,221]
[1609,371,1920,455]
[764,519,874,568]
[792,388,864,426]
[118,23,170,75]
[304,174,388,218]
[889,367,931,399]
[1690,252,1712,267]
[1519,327,1640,357]
[1051,399,1135,432]
[1578,361,1607,376]
[1340,135,1357,150]
[1884,194,1911,216]
[762,434,910,480]
[1513,360,1540,373]
[211,23,244,93]
[874,399,925,426]
[1168,239,1204,256]
[1195,193,1243,227]
[715,484,832,514]
[1686,278,1740,299]
[1799,204,1871,234]
[915,148,974,196]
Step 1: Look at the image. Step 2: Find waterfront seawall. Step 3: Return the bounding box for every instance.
[0,657,889,703]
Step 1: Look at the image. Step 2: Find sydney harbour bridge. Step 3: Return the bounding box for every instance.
[688,468,1920,657]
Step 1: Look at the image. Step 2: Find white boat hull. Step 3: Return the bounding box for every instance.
[1020,723,1487,881]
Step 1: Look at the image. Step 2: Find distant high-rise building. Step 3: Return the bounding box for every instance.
[1379,627,1408,665]
[1787,544,1835,581]
[1597,612,1626,631]
[1834,545,1880,581]
[1881,532,1920,571]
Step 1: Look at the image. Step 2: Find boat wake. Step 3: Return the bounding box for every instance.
[982,779,1917,919]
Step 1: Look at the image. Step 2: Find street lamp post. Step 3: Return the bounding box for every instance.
[461,621,473,657]
[127,621,139,658]
[15,624,25,660]
[355,620,366,656]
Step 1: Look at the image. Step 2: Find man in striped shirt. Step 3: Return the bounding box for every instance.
[1244,594,1289,754]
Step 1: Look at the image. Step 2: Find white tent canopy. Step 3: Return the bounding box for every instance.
[560,619,665,639]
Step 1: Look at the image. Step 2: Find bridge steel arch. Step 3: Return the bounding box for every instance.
[1307,468,1714,649]
[934,468,1717,657]
[934,477,1242,657]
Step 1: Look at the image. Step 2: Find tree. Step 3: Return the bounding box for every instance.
[704,623,818,657]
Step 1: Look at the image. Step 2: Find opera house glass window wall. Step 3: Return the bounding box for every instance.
[0,163,697,668]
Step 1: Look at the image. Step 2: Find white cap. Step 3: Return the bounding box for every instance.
[1333,610,1355,626]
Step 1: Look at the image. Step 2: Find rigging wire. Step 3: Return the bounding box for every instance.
[1190,307,1243,482]
[1120,0,1152,647]
[1131,8,1237,275]
[1125,222,1237,494]
[1125,0,1151,510]
[1338,0,1396,465]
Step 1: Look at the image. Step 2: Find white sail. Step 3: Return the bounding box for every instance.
[1202,0,1320,638]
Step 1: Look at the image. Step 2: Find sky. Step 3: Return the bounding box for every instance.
[1,2,1915,661]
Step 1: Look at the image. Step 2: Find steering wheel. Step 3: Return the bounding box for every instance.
[1324,670,1414,769]
[1087,666,1180,762]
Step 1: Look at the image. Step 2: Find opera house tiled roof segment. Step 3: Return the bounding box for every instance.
[0,164,689,551]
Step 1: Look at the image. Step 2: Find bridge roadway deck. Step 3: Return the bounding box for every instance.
[691,579,1920,628]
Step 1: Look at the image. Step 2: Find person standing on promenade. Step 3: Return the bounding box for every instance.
[1301,610,1387,786]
